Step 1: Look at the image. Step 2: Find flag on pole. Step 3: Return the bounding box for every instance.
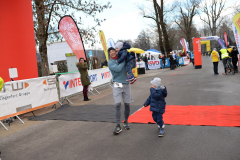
[58,15,86,60]
[233,13,240,36]
[99,30,109,61]
[224,31,228,46]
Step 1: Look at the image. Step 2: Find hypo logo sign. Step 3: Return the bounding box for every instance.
[101,71,110,79]
[63,78,81,90]
[148,61,160,65]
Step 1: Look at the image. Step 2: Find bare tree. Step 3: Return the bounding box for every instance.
[133,29,152,51]
[32,0,111,76]
[153,0,173,54]
[139,0,174,55]
[174,0,201,50]
[200,0,226,36]
[234,1,240,14]
[139,1,165,54]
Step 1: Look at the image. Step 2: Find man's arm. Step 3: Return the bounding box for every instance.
[109,60,126,72]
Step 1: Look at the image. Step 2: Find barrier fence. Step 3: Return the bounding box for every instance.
[0,75,59,130]
[0,68,113,130]
[58,67,112,98]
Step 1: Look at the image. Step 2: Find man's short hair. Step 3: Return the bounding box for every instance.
[108,47,116,53]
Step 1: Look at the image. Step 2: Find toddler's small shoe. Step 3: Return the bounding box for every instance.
[126,74,135,81]
[158,128,165,137]
[130,78,137,84]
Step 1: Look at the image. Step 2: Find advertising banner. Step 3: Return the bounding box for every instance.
[224,32,228,46]
[232,23,240,55]
[193,38,202,68]
[107,38,115,49]
[200,36,226,48]
[178,58,184,65]
[58,15,86,60]
[233,13,240,35]
[183,57,190,65]
[148,60,161,70]
[99,30,109,61]
[159,59,170,68]
[180,38,189,52]
[58,68,112,98]
[0,76,58,120]
[136,62,145,68]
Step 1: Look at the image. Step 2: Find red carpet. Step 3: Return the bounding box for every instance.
[128,105,240,127]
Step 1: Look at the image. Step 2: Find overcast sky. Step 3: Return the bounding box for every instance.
[78,0,238,49]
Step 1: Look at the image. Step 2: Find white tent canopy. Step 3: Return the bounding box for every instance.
[141,50,162,59]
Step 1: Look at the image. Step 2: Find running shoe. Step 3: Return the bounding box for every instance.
[123,121,131,130]
[113,125,122,135]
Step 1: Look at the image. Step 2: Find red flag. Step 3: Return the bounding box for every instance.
[58,15,86,60]
[224,32,228,46]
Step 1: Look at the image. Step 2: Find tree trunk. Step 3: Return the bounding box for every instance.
[153,1,165,55]
[186,27,192,51]
[154,0,172,54]
[35,0,49,76]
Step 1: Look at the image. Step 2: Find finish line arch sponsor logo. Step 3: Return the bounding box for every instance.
[63,78,82,90]
[101,71,110,79]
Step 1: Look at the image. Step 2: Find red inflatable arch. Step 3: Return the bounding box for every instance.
[0,1,38,82]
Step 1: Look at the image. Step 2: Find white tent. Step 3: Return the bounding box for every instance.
[141,50,162,60]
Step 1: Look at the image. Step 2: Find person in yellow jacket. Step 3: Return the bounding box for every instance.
[227,46,233,66]
[220,48,231,74]
[0,77,4,91]
[211,48,220,75]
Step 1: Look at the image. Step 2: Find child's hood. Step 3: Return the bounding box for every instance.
[120,42,131,51]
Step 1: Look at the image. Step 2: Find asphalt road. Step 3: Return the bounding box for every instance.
[0,56,240,160]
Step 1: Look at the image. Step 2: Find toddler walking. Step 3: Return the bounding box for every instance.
[144,77,167,137]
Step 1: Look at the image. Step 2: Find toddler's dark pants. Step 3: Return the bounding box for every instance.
[152,112,164,128]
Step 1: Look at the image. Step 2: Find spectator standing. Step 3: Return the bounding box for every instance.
[143,54,149,70]
[231,47,239,73]
[162,55,166,69]
[211,48,219,75]
[76,58,91,101]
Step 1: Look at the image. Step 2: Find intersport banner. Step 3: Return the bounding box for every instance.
[99,30,109,61]
[148,60,161,69]
[0,76,58,120]
[58,68,112,98]
[224,32,228,46]
[58,15,86,60]
[180,38,189,52]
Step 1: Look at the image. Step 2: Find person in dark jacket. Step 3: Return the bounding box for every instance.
[169,52,174,70]
[231,47,239,73]
[143,54,149,70]
[115,42,136,82]
[162,55,165,69]
[76,58,91,101]
[144,77,167,137]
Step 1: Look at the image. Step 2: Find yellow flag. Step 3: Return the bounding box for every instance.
[99,30,109,61]
[0,77,4,91]
[233,13,240,35]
